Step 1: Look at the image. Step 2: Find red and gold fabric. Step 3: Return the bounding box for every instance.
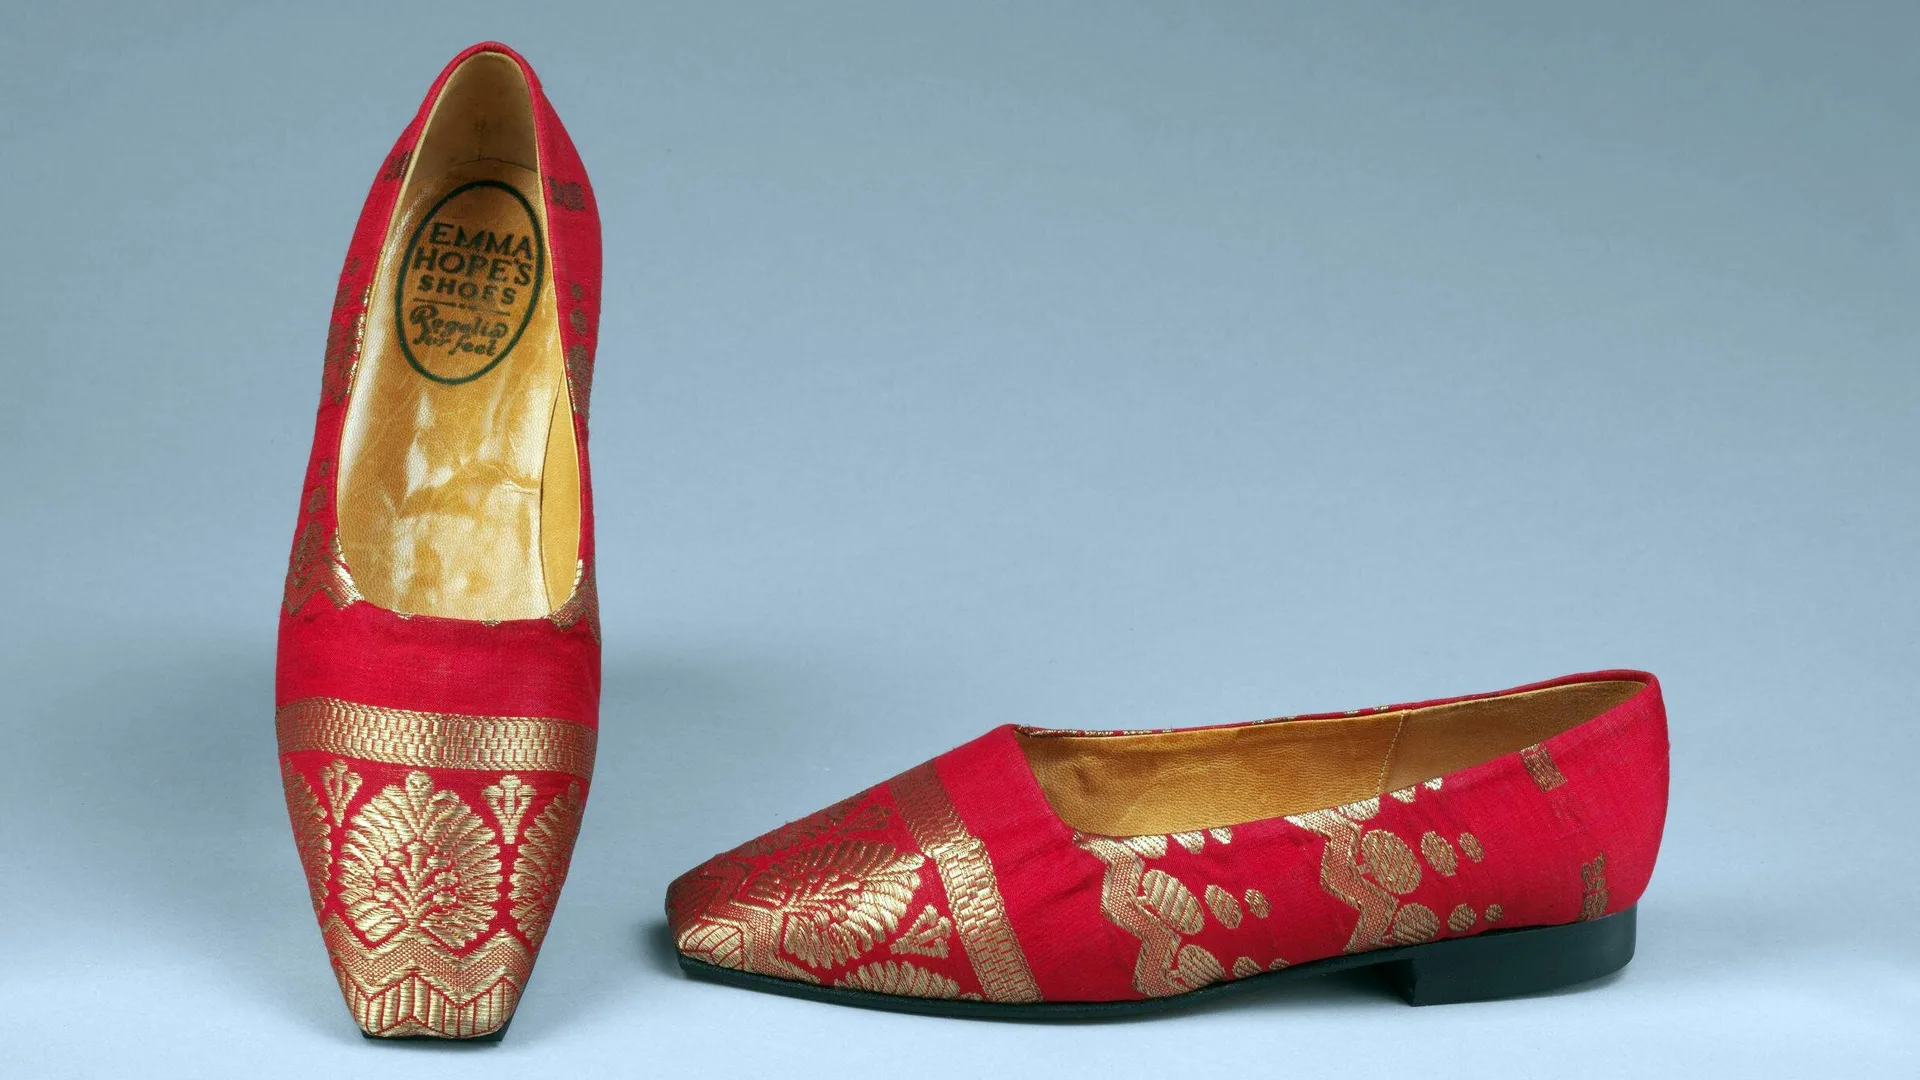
[668,671,1668,1005]
[276,41,601,1039]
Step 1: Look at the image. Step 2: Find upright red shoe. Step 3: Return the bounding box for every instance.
[277,43,601,1040]
[668,671,1667,1015]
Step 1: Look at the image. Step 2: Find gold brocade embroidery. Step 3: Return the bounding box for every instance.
[319,760,361,825]
[1521,744,1568,792]
[1285,782,1505,955]
[284,529,363,615]
[511,783,585,949]
[1076,834,1225,997]
[1245,888,1271,919]
[483,775,534,843]
[548,558,601,644]
[338,772,501,951]
[1205,884,1243,929]
[322,916,531,1039]
[283,764,330,916]
[1448,903,1478,933]
[753,840,923,969]
[890,905,954,958]
[1580,854,1609,921]
[835,960,964,999]
[276,698,597,780]
[889,763,1043,1003]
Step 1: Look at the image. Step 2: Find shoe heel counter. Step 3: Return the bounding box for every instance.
[1563,677,1669,916]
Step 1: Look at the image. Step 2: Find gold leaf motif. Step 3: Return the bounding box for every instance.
[677,920,746,970]
[338,772,501,950]
[548,559,601,644]
[1521,744,1568,792]
[1244,888,1271,919]
[835,961,961,999]
[1580,854,1609,921]
[284,528,363,615]
[1448,903,1477,933]
[1420,831,1459,876]
[1459,832,1485,862]
[1171,831,1206,854]
[1207,827,1233,845]
[889,905,953,959]
[1231,956,1261,979]
[1140,869,1204,935]
[511,783,586,949]
[319,760,362,825]
[1390,903,1439,945]
[1121,834,1169,859]
[1388,786,1419,804]
[1174,944,1224,989]
[1423,777,1443,791]
[484,775,534,843]
[282,764,330,916]
[1360,829,1422,896]
[1484,903,1504,923]
[1204,883,1243,929]
[746,840,923,969]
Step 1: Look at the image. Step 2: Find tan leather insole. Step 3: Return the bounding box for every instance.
[337,54,579,621]
[1018,679,1645,835]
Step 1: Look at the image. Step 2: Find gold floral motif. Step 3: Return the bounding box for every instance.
[746,840,924,970]
[1580,854,1609,921]
[1121,834,1169,859]
[1245,888,1271,919]
[1175,944,1225,988]
[1521,744,1568,792]
[888,762,1043,1003]
[1141,869,1205,935]
[283,529,362,615]
[318,760,362,825]
[1447,903,1478,933]
[890,905,953,959]
[322,916,530,1039]
[1420,831,1459,877]
[1171,831,1206,854]
[1078,835,1220,997]
[1484,903,1504,923]
[283,764,330,916]
[1208,827,1233,845]
[1390,903,1440,945]
[1232,956,1261,979]
[511,783,585,949]
[484,775,535,843]
[548,558,601,644]
[1360,829,1422,895]
[835,960,962,999]
[1459,832,1485,862]
[1205,883,1243,929]
[338,772,501,951]
[1284,799,1404,953]
[277,698,596,780]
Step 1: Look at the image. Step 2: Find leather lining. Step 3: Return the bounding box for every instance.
[337,52,579,620]
[1018,679,1645,835]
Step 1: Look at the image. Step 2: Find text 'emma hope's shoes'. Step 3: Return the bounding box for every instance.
[667,671,1668,1016]
[276,42,602,1040]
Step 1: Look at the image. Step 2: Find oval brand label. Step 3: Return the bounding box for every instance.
[395,180,545,384]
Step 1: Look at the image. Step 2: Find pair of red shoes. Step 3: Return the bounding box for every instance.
[278,44,1669,1039]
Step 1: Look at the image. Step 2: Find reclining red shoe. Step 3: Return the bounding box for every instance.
[667,671,1667,1015]
[276,42,602,1040]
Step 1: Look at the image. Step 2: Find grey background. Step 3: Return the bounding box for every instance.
[1,2,1914,1076]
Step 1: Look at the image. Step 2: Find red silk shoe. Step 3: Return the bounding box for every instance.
[668,671,1667,1015]
[276,43,601,1040]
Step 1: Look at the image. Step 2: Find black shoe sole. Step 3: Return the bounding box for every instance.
[677,906,1636,1019]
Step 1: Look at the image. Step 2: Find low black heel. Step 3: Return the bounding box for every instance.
[1382,906,1636,1006]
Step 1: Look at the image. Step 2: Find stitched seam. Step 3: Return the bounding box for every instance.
[1375,713,1409,794]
